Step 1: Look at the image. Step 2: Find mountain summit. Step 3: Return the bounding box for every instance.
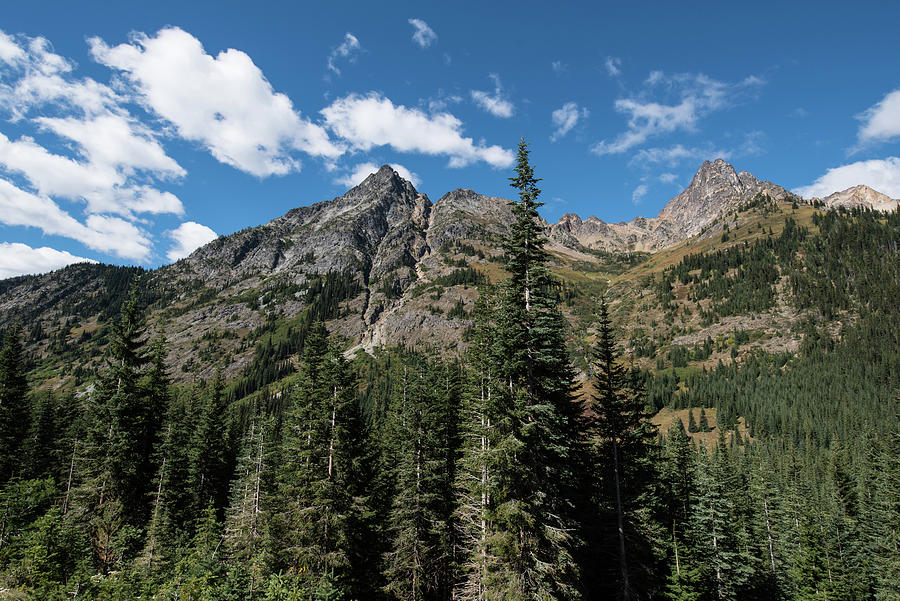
[814,184,899,212]
[549,158,797,252]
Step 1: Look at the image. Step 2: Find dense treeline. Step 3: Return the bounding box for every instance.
[0,147,897,599]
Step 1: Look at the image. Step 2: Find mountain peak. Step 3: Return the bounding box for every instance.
[819,185,899,212]
[657,159,793,239]
[340,165,421,209]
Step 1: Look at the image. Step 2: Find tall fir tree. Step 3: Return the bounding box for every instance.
[454,139,584,600]
[191,368,231,517]
[268,323,371,597]
[382,352,459,601]
[587,296,660,600]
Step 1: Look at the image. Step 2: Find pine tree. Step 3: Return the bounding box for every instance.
[689,440,754,601]
[268,323,369,595]
[0,326,30,483]
[93,283,157,522]
[454,139,584,600]
[191,369,230,517]
[382,353,459,601]
[454,290,503,601]
[145,390,196,568]
[23,391,56,480]
[223,404,273,601]
[587,296,660,600]
[698,408,711,433]
[688,408,699,434]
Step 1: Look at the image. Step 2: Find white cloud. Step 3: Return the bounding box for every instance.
[408,19,437,48]
[632,184,649,204]
[0,179,152,260]
[166,221,218,262]
[0,131,184,217]
[335,162,421,188]
[326,32,361,76]
[0,30,185,220]
[551,102,589,142]
[0,242,97,279]
[90,27,342,177]
[592,71,764,156]
[36,114,183,177]
[659,172,678,184]
[794,157,900,199]
[605,56,621,77]
[0,31,25,65]
[321,92,513,168]
[551,61,567,75]
[470,73,514,118]
[857,89,900,146]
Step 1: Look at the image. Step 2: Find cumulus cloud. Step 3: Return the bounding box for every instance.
[0,32,185,218]
[794,157,900,199]
[605,56,621,77]
[166,221,218,262]
[632,183,649,204]
[408,19,437,48]
[470,73,514,118]
[0,179,152,260]
[0,30,186,261]
[90,27,341,177]
[551,61,567,75]
[856,89,900,147]
[0,242,97,279]
[326,32,361,76]
[592,71,764,156]
[335,162,420,188]
[551,102,589,142]
[321,93,512,168]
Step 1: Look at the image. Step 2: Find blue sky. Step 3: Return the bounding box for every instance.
[2,0,899,277]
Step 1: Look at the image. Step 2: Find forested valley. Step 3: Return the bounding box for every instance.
[0,142,897,600]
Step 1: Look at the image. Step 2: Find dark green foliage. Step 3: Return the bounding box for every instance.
[585,297,661,600]
[3,159,900,601]
[381,351,460,601]
[454,139,584,600]
[267,323,372,598]
[0,326,29,483]
[229,270,363,400]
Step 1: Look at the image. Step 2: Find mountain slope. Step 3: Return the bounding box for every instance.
[0,160,895,389]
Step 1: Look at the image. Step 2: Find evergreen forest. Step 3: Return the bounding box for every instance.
[0,141,897,600]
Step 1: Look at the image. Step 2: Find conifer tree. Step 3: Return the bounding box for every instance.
[454,139,583,600]
[688,408,699,434]
[145,390,196,568]
[690,440,754,601]
[268,323,369,595]
[587,296,659,600]
[93,283,157,522]
[382,353,459,601]
[23,391,56,480]
[191,369,230,516]
[0,326,29,483]
[698,408,711,433]
[223,403,273,600]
